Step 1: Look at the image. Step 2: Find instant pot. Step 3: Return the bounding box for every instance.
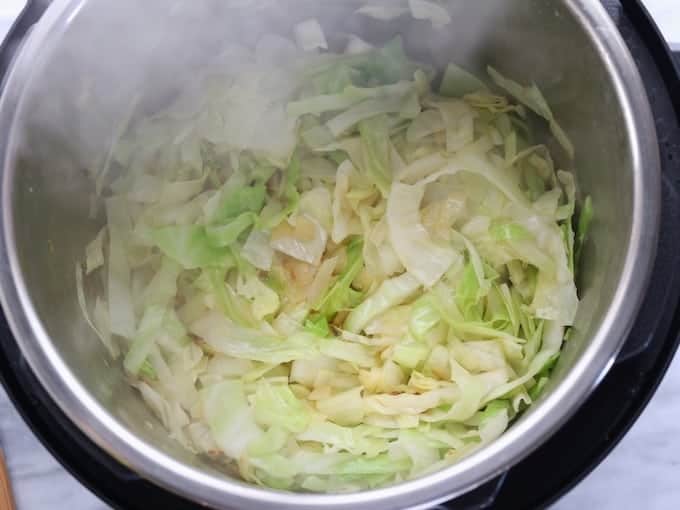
[0,0,678,508]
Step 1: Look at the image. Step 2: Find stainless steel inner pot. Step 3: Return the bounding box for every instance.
[0,0,660,508]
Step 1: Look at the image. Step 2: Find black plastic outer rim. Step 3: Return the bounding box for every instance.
[0,1,678,510]
[559,0,680,496]
[0,1,44,57]
[493,1,680,507]
[533,320,680,508]
[620,0,680,117]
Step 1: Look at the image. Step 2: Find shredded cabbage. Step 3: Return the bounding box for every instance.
[78,28,590,493]
[408,0,452,29]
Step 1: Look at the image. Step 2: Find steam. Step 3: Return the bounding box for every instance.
[16,0,516,194]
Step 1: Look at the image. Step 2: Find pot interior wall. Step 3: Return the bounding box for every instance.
[4,0,636,493]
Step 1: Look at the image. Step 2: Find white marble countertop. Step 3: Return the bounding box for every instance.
[0,1,679,509]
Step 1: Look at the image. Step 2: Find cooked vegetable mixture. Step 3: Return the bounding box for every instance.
[77,10,592,493]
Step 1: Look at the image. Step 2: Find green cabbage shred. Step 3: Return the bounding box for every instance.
[78,20,591,493]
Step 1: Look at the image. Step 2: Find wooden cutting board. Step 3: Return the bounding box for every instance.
[0,450,15,510]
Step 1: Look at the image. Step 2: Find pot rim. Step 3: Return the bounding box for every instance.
[0,1,661,509]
